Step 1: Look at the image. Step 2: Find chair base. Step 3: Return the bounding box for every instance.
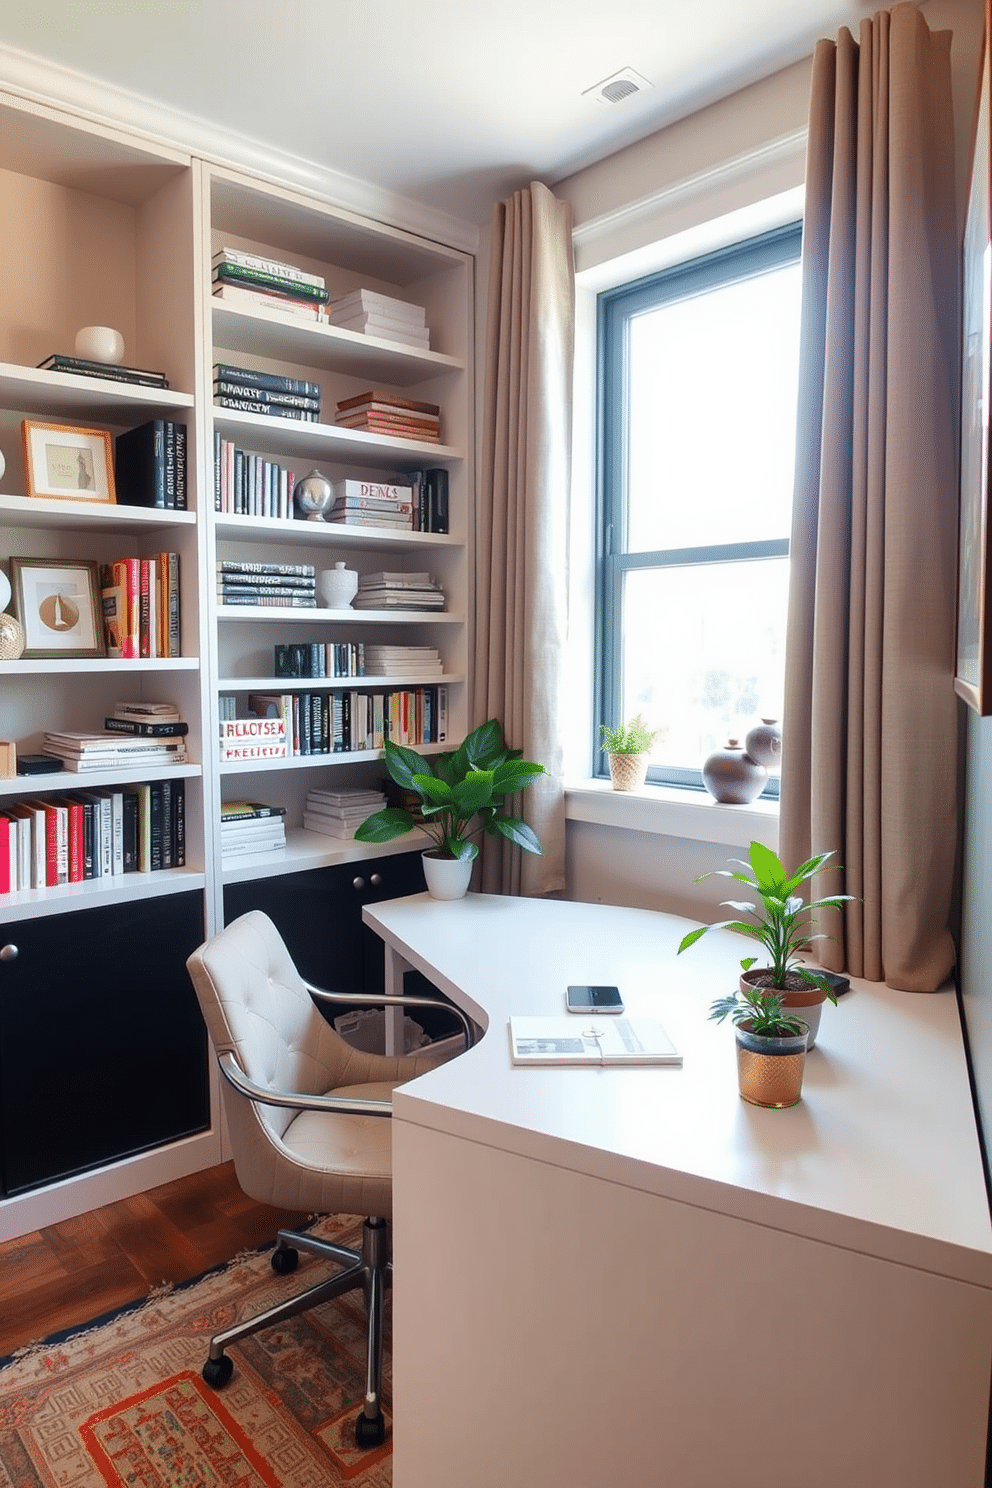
[201,1215,391,1446]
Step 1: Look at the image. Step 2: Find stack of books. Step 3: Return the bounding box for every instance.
[216,560,317,608]
[115,420,187,509]
[104,700,188,740]
[303,787,386,840]
[213,362,321,423]
[40,729,188,773]
[274,640,366,679]
[100,552,181,659]
[408,467,449,533]
[335,390,441,443]
[220,800,287,858]
[352,571,445,611]
[327,477,414,530]
[0,778,186,887]
[36,353,168,389]
[363,644,443,677]
[327,290,429,349]
[211,248,330,324]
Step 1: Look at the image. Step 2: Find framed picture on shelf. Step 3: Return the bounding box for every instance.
[10,558,106,659]
[21,419,116,504]
[956,6,992,715]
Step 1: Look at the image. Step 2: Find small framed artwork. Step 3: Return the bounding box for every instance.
[956,5,992,714]
[10,558,106,659]
[20,419,116,504]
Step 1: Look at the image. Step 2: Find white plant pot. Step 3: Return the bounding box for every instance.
[422,852,473,900]
[75,325,125,363]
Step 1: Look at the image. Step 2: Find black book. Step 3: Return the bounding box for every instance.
[213,363,320,398]
[172,778,186,868]
[37,353,169,387]
[174,423,187,509]
[115,420,169,508]
[122,790,139,873]
[104,717,189,737]
[149,782,165,871]
[214,396,319,422]
[426,467,449,534]
[218,560,315,577]
[275,642,313,678]
[160,779,174,869]
[213,380,321,412]
[164,422,177,506]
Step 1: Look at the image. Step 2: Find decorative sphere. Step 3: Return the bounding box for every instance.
[0,612,25,660]
[75,325,126,364]
[702,738,767,805]
[0,446,5,481]
[294,468,333,521]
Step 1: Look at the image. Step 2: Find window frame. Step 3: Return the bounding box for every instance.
[594,220,803,791]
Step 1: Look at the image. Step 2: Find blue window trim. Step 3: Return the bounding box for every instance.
[594,220,802,794]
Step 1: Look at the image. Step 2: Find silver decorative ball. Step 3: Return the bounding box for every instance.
[0,612,25,660]
[294,469,333,521]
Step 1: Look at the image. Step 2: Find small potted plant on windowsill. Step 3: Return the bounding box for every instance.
[354,718,545,900]
[677,839,856,1050]
[599,713,661,792]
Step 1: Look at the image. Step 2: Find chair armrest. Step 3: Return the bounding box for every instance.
[305,983,476,1049]
[217,1051,392,1117]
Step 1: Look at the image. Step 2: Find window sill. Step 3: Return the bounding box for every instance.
[564,778,778,850]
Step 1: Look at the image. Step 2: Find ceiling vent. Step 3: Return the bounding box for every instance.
[582,66,653,106]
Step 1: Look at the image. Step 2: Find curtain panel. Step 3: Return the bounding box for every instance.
[780,4,959,990]
[474,181,575,896]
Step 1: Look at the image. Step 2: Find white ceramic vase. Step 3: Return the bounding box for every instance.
[421,852,473,900]
[319,562,358,608]
[75,325,125,363]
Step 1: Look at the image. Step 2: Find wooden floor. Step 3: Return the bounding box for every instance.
[0,1162,311,1360]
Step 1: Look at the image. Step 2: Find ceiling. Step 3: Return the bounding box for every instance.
[0,1,873,226]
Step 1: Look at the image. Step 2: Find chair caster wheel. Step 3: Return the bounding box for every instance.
[355,1410,386,1447]
[202,1354,234,1389]
[271,1246,299,1275]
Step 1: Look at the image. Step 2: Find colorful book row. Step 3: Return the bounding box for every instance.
[213,434,298,518]
[219,684,449,761]
[0,779,186,893]
[99,553,181,659]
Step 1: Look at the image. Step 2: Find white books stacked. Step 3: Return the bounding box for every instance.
[303,787,385,840]
[363,645,444,677]
[327,289,429,348]
[327,477,414,530]
[220,800,287,857]
[351,571,445,612]
[41,730,188,772]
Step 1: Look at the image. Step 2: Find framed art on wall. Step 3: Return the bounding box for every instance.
[10,558,106,659]
[956,7,992,715]
[21,419,116,504]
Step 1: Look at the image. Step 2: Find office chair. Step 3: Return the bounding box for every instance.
[186,908,473,1447]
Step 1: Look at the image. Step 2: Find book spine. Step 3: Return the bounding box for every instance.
[213,381,320,411]
[218,560,315,577]
[122,789,139,872]
[139,558,152,660]
[213,363,320,397]
[212,263,330,301]
[213,248,325,289]
[67,799,84,882]
[104,718,188,737]
[160,779,173,869]
[173,779,185,867]
[214,396,318,421]
[174,422,187,509]
[99,561,125,659]
[123,558,140,657]
[166,552,181,658]
[163,422,176,507]
[218,594,316,607]
[149,782,165,871]
[427,467,450,534]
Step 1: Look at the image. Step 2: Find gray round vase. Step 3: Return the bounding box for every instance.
[701,739,767,804]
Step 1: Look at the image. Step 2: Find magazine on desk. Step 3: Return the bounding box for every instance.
[508,1016,682,1067]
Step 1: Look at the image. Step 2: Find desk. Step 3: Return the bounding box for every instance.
[364,892,992,1488]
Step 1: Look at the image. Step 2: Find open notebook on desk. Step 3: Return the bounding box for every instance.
[508,1016,681,1067]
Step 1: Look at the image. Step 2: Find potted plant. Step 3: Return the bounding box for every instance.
[707,984,811,1108]
[676,840,855,1048]
[599,712,660,792]
[354,717,545,899]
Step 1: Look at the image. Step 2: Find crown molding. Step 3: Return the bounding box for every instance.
[0,41,479,255]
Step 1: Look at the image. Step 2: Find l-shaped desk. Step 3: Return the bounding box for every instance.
[363,892,992,1488]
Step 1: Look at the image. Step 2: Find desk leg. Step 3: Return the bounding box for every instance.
[383,946,413,1056]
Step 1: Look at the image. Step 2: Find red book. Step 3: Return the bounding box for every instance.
[122,557,140,658]
[67,798,85,883]
[0,816,10,894]
[41,802,68,886]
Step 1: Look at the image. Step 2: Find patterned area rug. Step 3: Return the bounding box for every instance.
[0,1215,392,1486]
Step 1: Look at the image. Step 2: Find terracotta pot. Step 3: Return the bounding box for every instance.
[421,851,473,900]
[734,1020,808,1108]
[608,752,649,791]
[739,967,827,1048]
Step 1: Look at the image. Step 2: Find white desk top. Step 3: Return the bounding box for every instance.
[364,892,992,1286]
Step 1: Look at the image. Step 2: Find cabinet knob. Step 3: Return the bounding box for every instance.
[0,944,18,962]
[370,873,382,887]
[352,876,366,891]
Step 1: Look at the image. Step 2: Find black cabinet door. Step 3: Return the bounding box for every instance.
[0,890,210,1196]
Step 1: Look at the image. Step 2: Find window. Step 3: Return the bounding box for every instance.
[596,222,802,793]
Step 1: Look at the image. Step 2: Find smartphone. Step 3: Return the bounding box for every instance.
[566,984,625,1014]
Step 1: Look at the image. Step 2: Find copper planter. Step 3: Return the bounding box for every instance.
[734,1021,808,1108]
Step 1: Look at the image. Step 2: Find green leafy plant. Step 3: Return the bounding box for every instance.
[599,713,660,755]
[354,717,545,863]
[676,839,856,1003]
[707,985,808,1038]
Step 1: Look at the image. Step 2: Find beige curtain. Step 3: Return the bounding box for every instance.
[473,181,575,896]
[780,4,959,991]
